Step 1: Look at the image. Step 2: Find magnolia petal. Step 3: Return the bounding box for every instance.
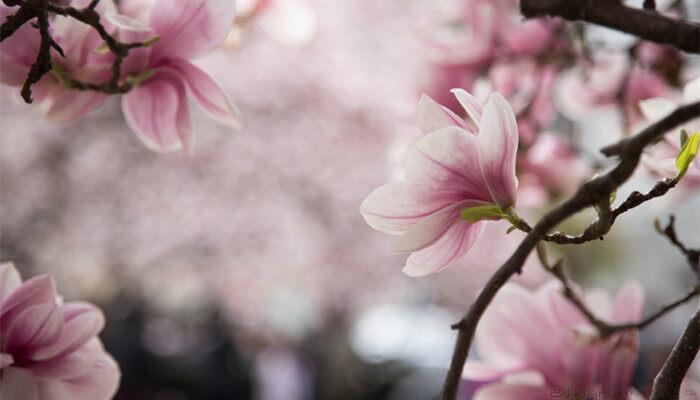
[600,332,638,399]
[473,383,550,400]
[639,97,676,122]
[35,339,120,400]
[401,219,486,277]
[462,361,528,381]
[610,280,645,324]
[0,59,29,85]
[360,182,445,235]
[478,92,519,208]
[0,5,40,70]
[4,304,63,356]
[168,59,242,129]
[393,200,476,253]
[31,302,105,362]
[122,68,193,153]
[417,94,470,135]
[0,367,38,400]
[450,88,483,129]
[0,263,22,305]
[150,0,236,62]
[405,126,491,205]
[43,86,108,124]
[683,76,700,104]
[475,284,561,380]
[0,275,56,328]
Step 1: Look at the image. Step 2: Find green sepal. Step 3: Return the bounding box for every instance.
[460,204,508,223]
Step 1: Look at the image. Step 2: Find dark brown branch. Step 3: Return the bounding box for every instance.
[0,0,153,102]
[440,102,700,400]
[656,215,700,275]
[650,306,700,400]
[520,0,700,54]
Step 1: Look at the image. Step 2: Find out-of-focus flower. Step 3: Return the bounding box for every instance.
[555,52,630,120]
[115,0,241,153]
[556,51,673,124]
[640,77,700,187]
[0,0,116,122]
[0,263,119,400]
[463,280,645,400]
[521,133,591,198]
[229,0,317,48]
[360,90,519,277]
[487,60,557,143]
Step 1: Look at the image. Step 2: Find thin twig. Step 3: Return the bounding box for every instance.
[511,177,679,245]
[547,260,699,339]
[655,215,700,275]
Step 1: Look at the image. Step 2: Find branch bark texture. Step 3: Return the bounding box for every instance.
[650,306,700,400]
[520,0,700,54]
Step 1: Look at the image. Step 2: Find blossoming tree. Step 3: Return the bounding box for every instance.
[0,0,699,399]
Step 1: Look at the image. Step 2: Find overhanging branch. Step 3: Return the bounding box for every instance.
[520,0,700,54]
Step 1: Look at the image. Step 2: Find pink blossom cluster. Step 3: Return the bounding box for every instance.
[424,0,696,200]
[0,263,119,400]
[0,0,240,153]
[462,281,700,400]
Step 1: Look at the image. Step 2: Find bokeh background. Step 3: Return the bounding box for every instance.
[2,0,700,399]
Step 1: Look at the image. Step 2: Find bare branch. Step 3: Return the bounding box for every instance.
[520,0,700,53]
[656,215,700,275]
[650,306,700,400]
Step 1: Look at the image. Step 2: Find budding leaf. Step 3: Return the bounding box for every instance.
[675,131,699,179]
[460,204,507,223]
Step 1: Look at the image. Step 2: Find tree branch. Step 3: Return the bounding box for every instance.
[520,0,700,54]
[0,0,153,102]
[511,177,679,245]
[547,260,699,339]
[440,101,700,400]
[650,306,700,400]
[656,215,700,276]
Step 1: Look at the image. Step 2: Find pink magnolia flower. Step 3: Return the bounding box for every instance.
[360,89,519,276]
[463,280,645,400]
[624,67,672,125]
[640,77,700,187]
[0,263,119,400]
[0,0,117,122]
[114,0,241,153]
